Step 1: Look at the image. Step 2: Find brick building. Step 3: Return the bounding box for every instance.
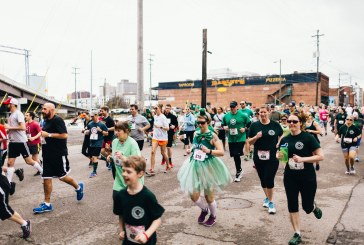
[155,72,329,108]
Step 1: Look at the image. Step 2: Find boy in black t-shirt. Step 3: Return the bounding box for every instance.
[113,156,164,244]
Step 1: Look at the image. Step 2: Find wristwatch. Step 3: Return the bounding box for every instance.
[48,134,53,138]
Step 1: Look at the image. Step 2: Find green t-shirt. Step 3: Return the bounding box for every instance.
[249,120,283,161]
[113,186,165,245]
[222,110,250,143]
[240,108,254,118]
[280,132,320,170]
[112,136,143,191]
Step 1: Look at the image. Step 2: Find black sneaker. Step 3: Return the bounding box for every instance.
[15,168,24,181]
[34,171,41,176]
[313,202,322,219]
[21,220,31,239]
[10,182,16,195]
[288,233,302,245]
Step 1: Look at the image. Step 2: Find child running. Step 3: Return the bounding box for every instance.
[113,156,165,244]
[177,114,232,227]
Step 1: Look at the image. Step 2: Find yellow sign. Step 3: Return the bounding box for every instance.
[178,82,194,87]
[211,79,245,87]
[266,77,286,83]
[217,87,227,92]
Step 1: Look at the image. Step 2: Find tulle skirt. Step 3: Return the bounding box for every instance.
[177,156,232,195]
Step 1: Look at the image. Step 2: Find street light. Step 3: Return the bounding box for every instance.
[274,59,281,105]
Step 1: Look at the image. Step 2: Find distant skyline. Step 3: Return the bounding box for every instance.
[1,0,363,101]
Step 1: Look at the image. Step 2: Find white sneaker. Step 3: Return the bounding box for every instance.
[234,170,244,182]
[350,167,356,175]
[263,198,269,208]
[268,202,276,214]
[345,170,351,175]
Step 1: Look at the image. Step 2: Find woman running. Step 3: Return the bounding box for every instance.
[305,112,322,171]
[177,114,232,227]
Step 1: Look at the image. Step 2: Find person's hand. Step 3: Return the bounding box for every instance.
[201,145,209,153]
[115,151,123,159]
[4,124,10,130]
[170,125,175,130]
[138,127,144,132]
[28,137,34,142]
[135,233,148,244]
[118,231,125,240]
[353,137,358,142]
[223,126,228,131]
[256,131,263,139]
[97,126,102,132]
[186,148,191,154]
[292,154,303,163]
[239,128,245,133]
[276,151,283,160]
[41,131,49,137]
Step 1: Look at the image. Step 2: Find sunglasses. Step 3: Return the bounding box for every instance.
[287,120,299,124]
[281,118,287,121]
[346,118,353,121]
[197,121,207,125]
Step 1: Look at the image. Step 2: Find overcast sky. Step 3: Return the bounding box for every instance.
[1,0,363,100]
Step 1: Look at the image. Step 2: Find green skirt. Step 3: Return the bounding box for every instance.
[177,156,232,195]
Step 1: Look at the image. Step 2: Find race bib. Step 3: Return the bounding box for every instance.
[258,150,270,160]
[90,133,98,140]
[193,149,206,161]
[130,123,136,130]
[230,128,238,135]
[288,158,304,170]
[27,134,31,139]
[125,224,145,244]
[343,137,353,143]
[322,115,327,119]
[167,118,171,124]
[214,122,221,128]
[339,120,344,124]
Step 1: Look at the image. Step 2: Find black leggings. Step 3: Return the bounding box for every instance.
[184,131,195,145]
[284,166,317,213]
[254,160,279,189]
[233,156,242,172]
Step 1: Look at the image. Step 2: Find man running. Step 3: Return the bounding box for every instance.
[163,104,178,168]
[33,103,84,214]
[127,104,150,151]
[81,111,92,167]
[100,106,115,166]
[25,112,42,176]
[3,97,43,183]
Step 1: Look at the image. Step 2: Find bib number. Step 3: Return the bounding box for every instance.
[214,122,221,128]
[130,123,136,130]
[258,150,270,160]
[125,224,145,244]
[339,120,344,124]
[343,137,353,143]
[27,134,31,139]
[193,149,206,161]
[288,158,304,170]
[90,133,98,140]
[230,128,238,135]
[167,118,171,124]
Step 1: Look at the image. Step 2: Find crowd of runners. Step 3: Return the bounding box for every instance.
[1,96,363,245]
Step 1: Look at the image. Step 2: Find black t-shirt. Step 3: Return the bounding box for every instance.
[113,186,165,245]
[280,132,320,170]
[249,120,283,161]
[102,116,115,141]
[42,115,68,156]
[335,113,346,129]
[164,112,178,135]
[337,124,361,148]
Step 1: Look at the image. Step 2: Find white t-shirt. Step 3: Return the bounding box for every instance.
[153,114,168,141]
[8,110,28,142]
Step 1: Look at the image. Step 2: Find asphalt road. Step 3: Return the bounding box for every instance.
[1,127,363,245]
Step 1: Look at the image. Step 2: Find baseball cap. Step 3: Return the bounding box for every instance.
[230,101,238,108]
[3,97,19,106]
[289,101,296,107]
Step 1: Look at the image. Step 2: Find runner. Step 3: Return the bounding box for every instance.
[163,104,178,169]
[81,111,92,168]
[33,103,84,214]
[222,101,250,182]
[319,104,329,135]
[146,104,170,176]
[240,101,254,161]
[0,169,31,238]
[305,112,322,171]
[85,111,109,178]
[182,107,196,156]
[0,120,7,168]
[334,107,346,134]
[213,107,226,151]
[280,114,290,137]
[100,106,115,164]
[248,105,283,214]
[178,114,232,227]
[25,112,42,176]
[353,112,364,162]
[335,114,361,175]
[127,104,150,151]
[277,112,324,245]
[3,97,42,183]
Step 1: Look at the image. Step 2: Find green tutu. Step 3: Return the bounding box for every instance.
[177,155,232,195]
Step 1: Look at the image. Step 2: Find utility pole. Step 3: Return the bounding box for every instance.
[137,0,144,108]
[90,50,93,112]
[312,30,324,106]
[148,54,154,108]
[201,29,207,108]
[72,67,80,115]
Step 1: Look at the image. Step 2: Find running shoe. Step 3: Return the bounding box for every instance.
[244,155,249,161]
[10,182,16,195]
[249,150,253,159]
[203,215,216,227]
[268,202,276,214]
[161,159,166,165]
[34,171,41,176]
[313,202,322,219]
[170,162,174,168]
[15,168,24,181]
[350,167,356,175]
[88,162,93,168]
[345,170,351,175]
[234,170,243,182]
[34,160,43,176]
[355,157,360,162]
[315,164,320,171]
[288,233,302,245]
[198,209,209,224]
[145,169,156,177]
[263,197,269,208]
[21,220,31,239]
[33,203,53,214]
[89,172,97,178]
[76,182,84,201]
